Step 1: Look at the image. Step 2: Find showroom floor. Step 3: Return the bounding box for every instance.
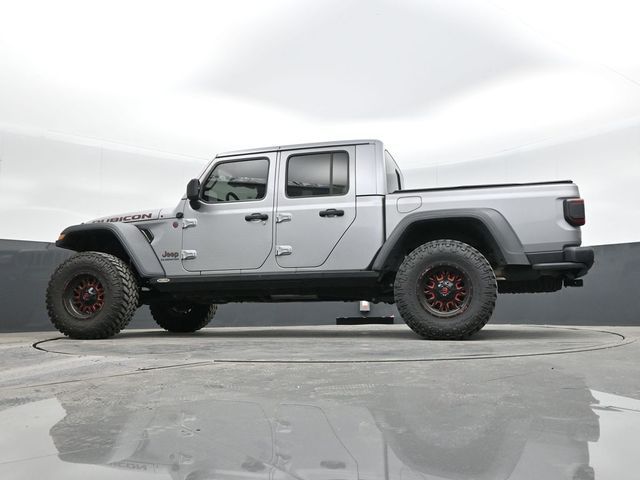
[0,325,639,479]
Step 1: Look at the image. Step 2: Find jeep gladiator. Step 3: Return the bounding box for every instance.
[47,139,594,339]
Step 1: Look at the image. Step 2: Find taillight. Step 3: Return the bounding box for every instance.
[564,198,585,226]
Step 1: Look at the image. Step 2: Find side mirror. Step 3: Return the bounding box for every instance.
[186,178,201,210]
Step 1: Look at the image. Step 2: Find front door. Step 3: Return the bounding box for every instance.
[275,146,356,268]
[182,154,276,272]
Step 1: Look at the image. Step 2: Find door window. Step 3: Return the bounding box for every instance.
[201,158,269,203]
[286,151,348,198]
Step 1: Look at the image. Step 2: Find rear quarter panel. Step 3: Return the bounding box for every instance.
[386,182,582,253]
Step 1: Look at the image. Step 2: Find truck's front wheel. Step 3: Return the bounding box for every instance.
[150,302,217,333]
[46,252,139,339]
[394,240,497,340]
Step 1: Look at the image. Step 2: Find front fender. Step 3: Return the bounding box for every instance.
[56,223,165,278]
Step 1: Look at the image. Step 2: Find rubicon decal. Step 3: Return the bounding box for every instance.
[92,213,153,223]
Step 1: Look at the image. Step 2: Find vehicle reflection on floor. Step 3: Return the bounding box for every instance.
[39,376,605,480]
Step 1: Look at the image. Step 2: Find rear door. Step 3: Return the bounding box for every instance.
[275,146,356,268]
[182,154,276,272]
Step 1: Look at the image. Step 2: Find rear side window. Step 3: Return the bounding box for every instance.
[201,158,269,203]
[286,151,349,198]
[385,150,401,193]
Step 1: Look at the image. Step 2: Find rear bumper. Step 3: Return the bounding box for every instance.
[528,246,594,279]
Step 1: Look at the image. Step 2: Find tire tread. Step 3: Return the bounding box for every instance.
[394,240,497,340]
[150,303,217,333]
[46,252,139,339]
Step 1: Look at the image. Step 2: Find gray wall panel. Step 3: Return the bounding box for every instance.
[0,240,637,332]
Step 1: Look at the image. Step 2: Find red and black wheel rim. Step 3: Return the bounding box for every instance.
[418,265,471,318]
[63,274,106,319]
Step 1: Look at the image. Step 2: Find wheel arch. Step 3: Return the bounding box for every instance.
[372,208,529,272]
[56,223,165,279]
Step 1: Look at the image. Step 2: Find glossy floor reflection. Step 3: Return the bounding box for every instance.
[0,325,638,480]
[33,325,628,362]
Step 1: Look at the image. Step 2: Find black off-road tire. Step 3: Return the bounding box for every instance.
[46,252,139,339]
[150,302,217,333]
[394,240,497,340]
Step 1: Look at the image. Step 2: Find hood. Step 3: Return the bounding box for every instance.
[87,209,163,224]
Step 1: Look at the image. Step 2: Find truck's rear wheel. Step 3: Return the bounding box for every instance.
[150,302,217,333]
[394,240,497,340]
[46,252,139,339]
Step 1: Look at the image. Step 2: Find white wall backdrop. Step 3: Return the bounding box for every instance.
[0,125,205,241]
[0,0,639,246]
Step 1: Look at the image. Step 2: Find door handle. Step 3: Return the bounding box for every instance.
[245,212,269,222]
[319,208,344,218]
[276,212,292,223]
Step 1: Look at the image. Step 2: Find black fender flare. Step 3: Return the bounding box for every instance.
[371,208,530,271]
[56,223,165,278]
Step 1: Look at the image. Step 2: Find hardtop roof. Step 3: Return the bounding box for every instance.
[216,139,382,157]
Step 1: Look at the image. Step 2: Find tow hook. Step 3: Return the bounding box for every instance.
[564,278,584,287]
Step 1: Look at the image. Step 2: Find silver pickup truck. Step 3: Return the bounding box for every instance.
[47,139,594,340]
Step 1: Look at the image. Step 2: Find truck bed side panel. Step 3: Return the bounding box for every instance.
[385,182,582,253]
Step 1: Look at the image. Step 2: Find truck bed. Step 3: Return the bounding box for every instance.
[385,180,581,254]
